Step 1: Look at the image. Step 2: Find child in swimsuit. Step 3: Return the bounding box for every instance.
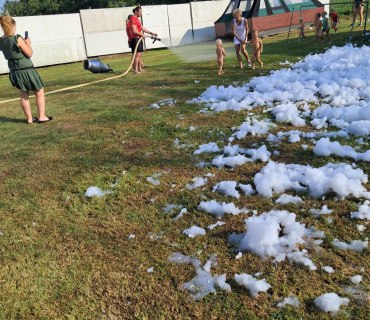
[216,39,226,75]
[251,30,263,70]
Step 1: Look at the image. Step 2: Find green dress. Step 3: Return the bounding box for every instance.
[0,34,44,91]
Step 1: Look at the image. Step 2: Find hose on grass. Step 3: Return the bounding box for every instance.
[0,37,144,105]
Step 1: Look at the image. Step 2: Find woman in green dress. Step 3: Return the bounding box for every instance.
[0,15,52,124]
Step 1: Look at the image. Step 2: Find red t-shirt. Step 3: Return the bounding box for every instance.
[330,12,339,23]
[129,15,142,38]
[126,21,132,40]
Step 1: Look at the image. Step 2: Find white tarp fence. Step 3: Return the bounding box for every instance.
[167,4,193,46]
[80,7,132,57]
[0,13,86,74]
[0,1,228,74]
[191,0,229,43]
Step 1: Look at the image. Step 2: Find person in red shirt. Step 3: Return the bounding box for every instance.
[129,6,157,74]
[329,9,340,33]
[126,14,133,48]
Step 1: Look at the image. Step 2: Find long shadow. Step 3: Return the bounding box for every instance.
[0,116,26,124]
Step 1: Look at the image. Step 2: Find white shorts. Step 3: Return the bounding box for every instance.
[234,37,244,45]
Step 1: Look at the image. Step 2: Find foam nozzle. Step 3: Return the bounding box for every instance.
[151,36,161,44]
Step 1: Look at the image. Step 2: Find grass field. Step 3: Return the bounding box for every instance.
[0,21,369,319]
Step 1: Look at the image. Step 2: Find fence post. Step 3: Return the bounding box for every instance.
[363,1,369,38]
[78,11,89,59]
[287,7,297,41]
[189,2,195,44]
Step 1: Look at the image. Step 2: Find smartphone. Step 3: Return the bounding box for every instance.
[25,31,28,39]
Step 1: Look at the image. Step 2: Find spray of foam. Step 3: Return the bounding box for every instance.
[160,37,218,63]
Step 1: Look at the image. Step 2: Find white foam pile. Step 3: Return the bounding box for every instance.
[310,205,333,216]
[322,266,335,273]
[350,201,370,220]
[232,118,274,139]
[213,181,240,198]
[357,224,366,232]
[191,46,370,134]
[183,226,206,238]
[169,253,231,300]
[186,177,207,190]
[208,221,225,230]
[350,275,363,285]
[146,173,161,185]
[239,183,256,195]
[275,194,303,204]
[267,129,349,144]
[277,295,300,308]
[313,138,370,162]
[234,273,271,297]
[211,145,271,168]
[332,238,368,251]
[174,208,188,220]
[269,102,307,127]
[198,200,244,217]
[314,292,349,313]
[84,186,112,197]
[193,142,220,155]
[229,210,324,270]
[254,161,369,199]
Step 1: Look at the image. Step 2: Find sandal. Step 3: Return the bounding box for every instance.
[37,116,53,124]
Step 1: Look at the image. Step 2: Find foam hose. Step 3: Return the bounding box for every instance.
[0,37,144,105]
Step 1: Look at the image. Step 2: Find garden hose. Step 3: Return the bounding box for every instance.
[0,36,150,105]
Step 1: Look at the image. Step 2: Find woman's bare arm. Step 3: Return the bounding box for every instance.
[17,36,33,58]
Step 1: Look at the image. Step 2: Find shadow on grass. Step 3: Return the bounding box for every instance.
[0,116,26,124]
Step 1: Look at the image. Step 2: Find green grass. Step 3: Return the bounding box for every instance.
[0,26,369,319]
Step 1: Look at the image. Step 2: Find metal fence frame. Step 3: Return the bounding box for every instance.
[287,1,369,41]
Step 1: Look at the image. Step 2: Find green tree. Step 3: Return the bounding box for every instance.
[1,0,137,16]
[1,0,207,16]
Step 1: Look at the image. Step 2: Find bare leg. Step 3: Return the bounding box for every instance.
[133,52,140,73]
[218,61,224,75]
[20,90,33,123]
[256,54,263,67]
[235,45,243,68]
[34,88,48,121]
[138,52,144,72]
[352,9,358,25]
[240,44,250,65]
[359,7,363,25]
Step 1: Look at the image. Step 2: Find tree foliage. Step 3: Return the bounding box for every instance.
[1,0,200,16]
[2,0,129,16]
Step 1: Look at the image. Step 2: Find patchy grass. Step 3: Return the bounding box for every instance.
[0,27,368,320]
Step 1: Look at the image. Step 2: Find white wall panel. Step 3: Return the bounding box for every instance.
[0,13,86,74]
[167,4,193,46]
[80,7,133,57]
[0,55,7,74]
[84,31,129,57]
[191,0,229,42]
[141,5,169,50]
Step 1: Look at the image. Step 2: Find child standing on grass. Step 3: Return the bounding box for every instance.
[251,30,263,70]
[330,9,340,33]
[315,12,323,42]
[298,17,306,41]
[0,15,52,124]
[216,39,226,75]
[321,11,331,41]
